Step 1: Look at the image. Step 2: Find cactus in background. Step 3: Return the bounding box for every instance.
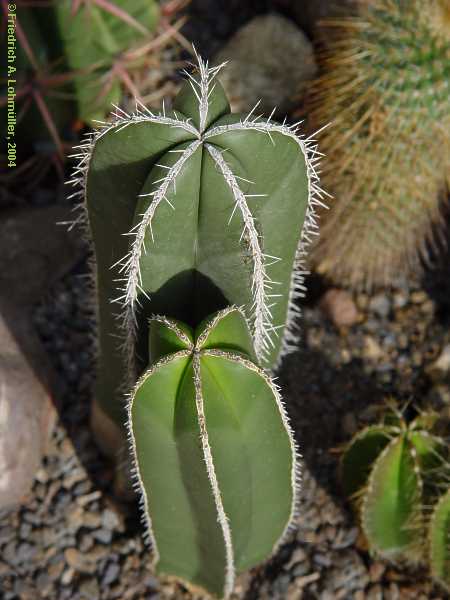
[308,0,450,289]
[341,408,449,587]
[55,0,159,123]
[128,307,298,598]
[0,0,186,174]
[429,487,450,590]
[70,51,323,431]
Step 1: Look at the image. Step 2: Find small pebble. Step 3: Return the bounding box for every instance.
[369,294,391,318]
[426,344,450,382]
[102,561,121,586]
[79,578,100,600]
[320,289,359,328]
[93,528,113,545]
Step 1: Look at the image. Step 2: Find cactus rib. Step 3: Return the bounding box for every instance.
[206,143,274,358]
[204,119,328,361]
[116,138,202,387]
[192,352,236,597]
[429,487,450,590]
[361,435,424,560]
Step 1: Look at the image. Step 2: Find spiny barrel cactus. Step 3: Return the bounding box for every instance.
[341,409,449,587]
[128,307,298,598]
[308,0,450,289]
[70,51,323,429]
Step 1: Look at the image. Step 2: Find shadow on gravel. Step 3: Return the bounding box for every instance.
[422,205,450,327]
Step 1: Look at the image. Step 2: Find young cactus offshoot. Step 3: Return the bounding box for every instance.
[69,50,324,429]
[127,307,299,598]
[341,408,450,587]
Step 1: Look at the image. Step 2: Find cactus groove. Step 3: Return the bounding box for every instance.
[127,307,299,598]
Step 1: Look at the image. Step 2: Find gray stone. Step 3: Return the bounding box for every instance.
[369,294,391,318]
[93,528,113,545]
[102,561,120,585]
[0,206,83,511]
[214,14,316,116]
[102,508,121,531]
[79,578,100,600]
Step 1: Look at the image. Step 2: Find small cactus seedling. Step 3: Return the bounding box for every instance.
[70,51,323,429]
[128,307,298,598]
[341,408,449,580]
[308,0,450,289]
[429,487,450,590]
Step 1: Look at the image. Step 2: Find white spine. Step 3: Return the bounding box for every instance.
[206,144,276,363]
[192,353,236,599]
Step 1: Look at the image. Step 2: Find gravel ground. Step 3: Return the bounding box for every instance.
[0,218,449,598]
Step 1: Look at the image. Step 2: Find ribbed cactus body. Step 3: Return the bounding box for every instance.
[309,0,450,289]
[74,55,321,426]
[128,307,298,598]
[341,411,450,579]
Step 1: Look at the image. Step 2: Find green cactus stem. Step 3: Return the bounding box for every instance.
[127,307,299,598]
[361,435,423,560]
[341,410,449,563]
[69,51,324,428]
[429,487,450,590]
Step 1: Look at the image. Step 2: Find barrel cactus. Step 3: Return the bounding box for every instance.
[128,307,298,597]
[70,51,323,432]
[308,0,450,289]
[341,409,449,588]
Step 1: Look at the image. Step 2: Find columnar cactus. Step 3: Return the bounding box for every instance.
[68,52,323,596]
[70,51,323,428]
[128,307,298,597]
[308,0,450,289]
[341,410,449,588]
